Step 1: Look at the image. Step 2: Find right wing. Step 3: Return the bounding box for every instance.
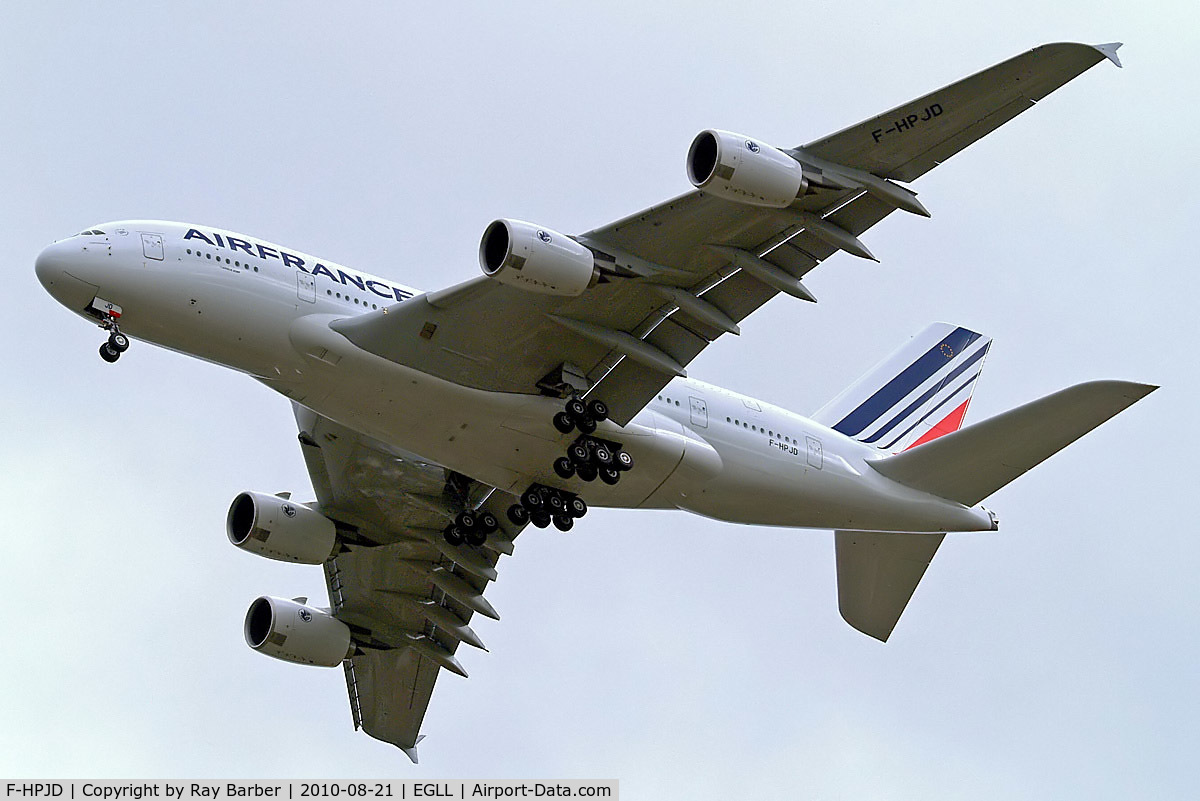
[332,43,1120,426]
[293,403,527,762]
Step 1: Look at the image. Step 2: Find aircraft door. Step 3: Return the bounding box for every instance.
[689,396,708,428]
[297,272,316,303]
[140,232,164,261]
[806,436,823,469]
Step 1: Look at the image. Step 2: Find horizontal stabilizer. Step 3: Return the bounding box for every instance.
[836,530,944,642]
[871,381,1156,506]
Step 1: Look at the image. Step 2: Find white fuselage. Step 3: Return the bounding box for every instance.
[35,221,995,533]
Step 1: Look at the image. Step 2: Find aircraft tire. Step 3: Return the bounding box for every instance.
[507,504,530,526]
[553,457,576,479]
[568,497,587,518]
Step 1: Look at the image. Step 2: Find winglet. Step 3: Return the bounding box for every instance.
[1093,42,1123,68]
[399,734,426,764]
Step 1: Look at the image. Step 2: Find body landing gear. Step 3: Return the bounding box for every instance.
[549,396,634,484]
[508,484,587,532]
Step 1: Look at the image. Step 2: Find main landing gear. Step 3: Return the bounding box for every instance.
[550,397,634,485]
[507,484,587,532]
[98,319,130,363]
[442,509,500,547]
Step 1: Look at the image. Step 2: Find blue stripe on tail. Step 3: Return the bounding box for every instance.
[860,344,990,444]
[834,327,981,437]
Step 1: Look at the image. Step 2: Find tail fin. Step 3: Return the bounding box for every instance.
[812,323,992,454]
[870,380,1157,506]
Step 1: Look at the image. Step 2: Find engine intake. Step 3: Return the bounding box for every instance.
[244,596,352,667]
[479,219,598,296]
[687,129,808,208]
[226,491,336,565]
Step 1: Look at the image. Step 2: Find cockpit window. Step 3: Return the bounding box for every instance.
[76,229,105,236]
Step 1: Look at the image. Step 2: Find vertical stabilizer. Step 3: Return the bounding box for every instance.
[812,323,991,454]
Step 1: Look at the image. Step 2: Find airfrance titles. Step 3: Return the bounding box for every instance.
[184,229,415,303]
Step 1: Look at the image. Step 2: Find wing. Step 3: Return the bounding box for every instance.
[292,403,526,762]
[332,42,1119,425]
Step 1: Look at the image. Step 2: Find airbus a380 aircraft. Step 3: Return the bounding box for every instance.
[36,42,1151,760]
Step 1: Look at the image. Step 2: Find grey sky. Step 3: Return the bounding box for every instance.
[2,1,1196,796]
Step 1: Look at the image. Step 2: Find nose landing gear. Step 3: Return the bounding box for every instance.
[97,318,130,363]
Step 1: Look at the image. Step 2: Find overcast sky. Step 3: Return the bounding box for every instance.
[2,2,1196,797]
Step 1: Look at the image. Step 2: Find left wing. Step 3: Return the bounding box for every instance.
[332,42,1119,425]
[292,403,526,762]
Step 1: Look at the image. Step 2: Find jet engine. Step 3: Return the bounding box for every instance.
[479,219,598,296]
[226,491,336,565]
[244,596,353,667]
[686,129,808,208]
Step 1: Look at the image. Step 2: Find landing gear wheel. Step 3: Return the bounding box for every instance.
[507,504,530,526]
[586,399,609,422]
[531,511,551,529]
[565,398,588,422]
[547,493,566,514]
[99,343,120,363]
[522,488,544,509]
[478,512,499,532]
[552,411,576,434]
[615,450,634,471]
[576,417,597,434]
[568,496,587,518]
[567,441,591,465]
[443,525,464,546]
[455,511,478,530]
[599,467,621,485]
[552,515,574,532]
[553,457,576,479]
[466,528,488,547]
[592,443,613,466]
[576,464,598,482]
[108,332,130,352]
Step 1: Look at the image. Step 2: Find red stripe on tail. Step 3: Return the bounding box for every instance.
[904,399,971,451]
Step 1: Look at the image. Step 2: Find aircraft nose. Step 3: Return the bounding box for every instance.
[35,239,99,311]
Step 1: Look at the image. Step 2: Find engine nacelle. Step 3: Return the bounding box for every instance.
[226,491,336,565]
[244,596,352,667]
[686,129,808,208]
[479,219,598,296]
